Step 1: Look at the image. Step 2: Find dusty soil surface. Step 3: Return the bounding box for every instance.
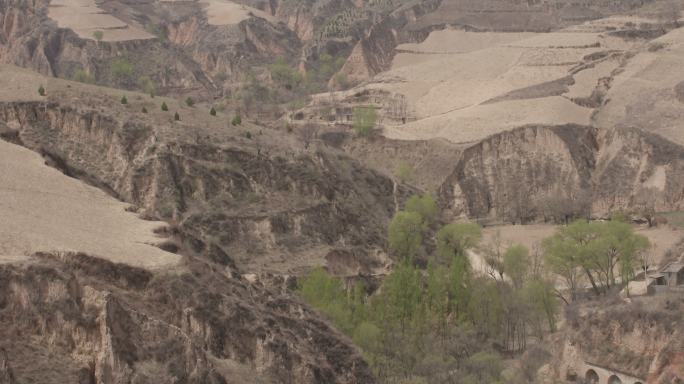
[0,65,49,102]
[0,139,180,269]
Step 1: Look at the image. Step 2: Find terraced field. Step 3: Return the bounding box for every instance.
[370,18,648,143]
[48,0,154,41]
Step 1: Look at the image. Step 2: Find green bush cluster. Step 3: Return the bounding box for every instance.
[299,193,559,383]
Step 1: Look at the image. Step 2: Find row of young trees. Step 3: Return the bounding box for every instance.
[299,194,560,383]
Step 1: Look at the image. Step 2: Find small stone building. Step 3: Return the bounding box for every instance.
[661,262,684,287]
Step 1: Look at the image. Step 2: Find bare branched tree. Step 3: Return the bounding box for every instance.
[634,187,659,227]
[299,123,319,149]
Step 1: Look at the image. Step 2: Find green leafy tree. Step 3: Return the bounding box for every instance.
[138,76,156,97]
[297,267,368,336]
[298,267,345,309]
[435,222,481,265]
[396,162,414,183]
[587,220,649,288]
[120,95,128,105]
[503,245,529,289]
[543,219,649,297]
[449,252,471,319]
[388,211,423,262]
[73,69,95,84]
[232,115,242,126]
[110,58,134,83]
[405,194,438,227]
[376,263,422,332]
[270,57,303,91]
[542,234,582,303]
[93,30,103,42]
[523,279,558,332]
[467,278,503,339]
[426,263,450,337]
[463,352,504,384]
[353,106,376,136]
[352,321,381,356]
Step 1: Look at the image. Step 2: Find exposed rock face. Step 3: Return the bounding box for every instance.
[547,296,684,384]
[438,123,684,222]
[0,252,375,384]
[0,0,448,97]
[0,0,212,95]
[336,0,441,82]
[270,0,361,43]
[593,127,684,216]
[166,14,301,84]
[439,124,597,221]
[0,98,404,273]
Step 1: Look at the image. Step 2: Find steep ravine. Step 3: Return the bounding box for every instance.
[0,98,388,383]
[0,100,405,274]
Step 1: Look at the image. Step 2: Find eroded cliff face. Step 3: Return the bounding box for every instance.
[0,99,403,274]
[335,0,442,82]
[0,252,375,384]
[547,296,684,384]
[438,123,684,222]
[166,15,301,84]
[592,127,684,216]
[0,0,213,95]
[438,124,597,221]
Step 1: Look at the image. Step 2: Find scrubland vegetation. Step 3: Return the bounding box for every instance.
[299,193,656,383]
[300,194,557,383]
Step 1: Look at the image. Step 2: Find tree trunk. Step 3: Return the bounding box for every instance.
[583,267,601,295]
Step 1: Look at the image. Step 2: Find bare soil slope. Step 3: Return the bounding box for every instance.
[0,139,179,269]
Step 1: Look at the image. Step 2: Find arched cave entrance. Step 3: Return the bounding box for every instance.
[585,369,600,384]
[608,375,622,384]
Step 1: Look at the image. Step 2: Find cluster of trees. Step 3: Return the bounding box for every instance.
[269,54,346,94]
[234,54,347,119]
[352,106,377,137]
[299,194,559,383]
[299,189,654,383]
[110,58,135,85]
[543,219,650,302]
